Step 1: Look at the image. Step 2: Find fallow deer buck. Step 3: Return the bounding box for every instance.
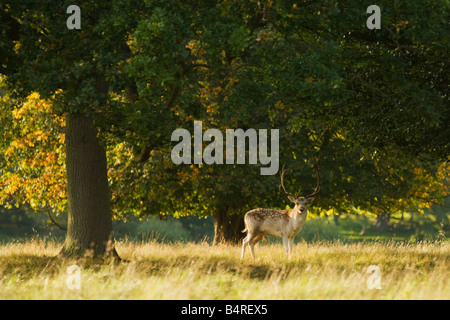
[241,166,320,259]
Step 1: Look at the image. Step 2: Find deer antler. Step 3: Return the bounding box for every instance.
[279,165,295,198]
[305,167,320,198]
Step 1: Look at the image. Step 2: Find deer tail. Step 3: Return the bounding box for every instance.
[242,220,248,233]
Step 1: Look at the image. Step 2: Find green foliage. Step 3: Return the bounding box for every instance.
[0,0,448,227]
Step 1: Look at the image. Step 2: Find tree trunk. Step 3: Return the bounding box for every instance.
[333,214,340,226]
[360,215,367,235]
[374,212,390,232]
[59,114,119,259]
[213,207,244,245]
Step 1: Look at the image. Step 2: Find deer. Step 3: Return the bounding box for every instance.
[241,166,320,259]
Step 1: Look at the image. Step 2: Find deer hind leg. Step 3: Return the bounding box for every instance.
[248,234,265,258]
[242,233,261,259]
[241,232,257,259]
[247,241,255,258]
[241,234,250,259]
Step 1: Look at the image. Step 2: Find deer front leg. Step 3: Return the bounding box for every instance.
[282,235,290,258]
[288,237,295,257]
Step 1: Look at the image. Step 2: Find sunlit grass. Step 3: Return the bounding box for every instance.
[0,238,448,299]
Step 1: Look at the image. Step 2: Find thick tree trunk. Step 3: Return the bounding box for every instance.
[59,114,119,259]
[213,207,244,245]
[374,212,390,232]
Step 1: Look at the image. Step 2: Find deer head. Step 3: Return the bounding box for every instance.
[280,165,320,214]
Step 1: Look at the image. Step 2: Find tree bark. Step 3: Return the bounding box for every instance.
[59,114,119,259]
[213,207,245,245]
[374,212,390,232]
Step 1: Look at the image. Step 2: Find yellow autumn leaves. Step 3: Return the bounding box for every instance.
[0,92,66,212]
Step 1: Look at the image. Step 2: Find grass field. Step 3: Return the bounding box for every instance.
[0,238,448,299]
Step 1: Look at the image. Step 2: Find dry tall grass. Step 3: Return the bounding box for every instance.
[0,238,448,299]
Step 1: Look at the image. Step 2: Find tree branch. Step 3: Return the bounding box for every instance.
[46,207,67,231]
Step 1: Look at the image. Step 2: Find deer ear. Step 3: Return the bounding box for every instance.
[288,196,296,203]
[306,197,314,203]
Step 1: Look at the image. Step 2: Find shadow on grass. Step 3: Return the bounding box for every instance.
[126,252,311,282]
